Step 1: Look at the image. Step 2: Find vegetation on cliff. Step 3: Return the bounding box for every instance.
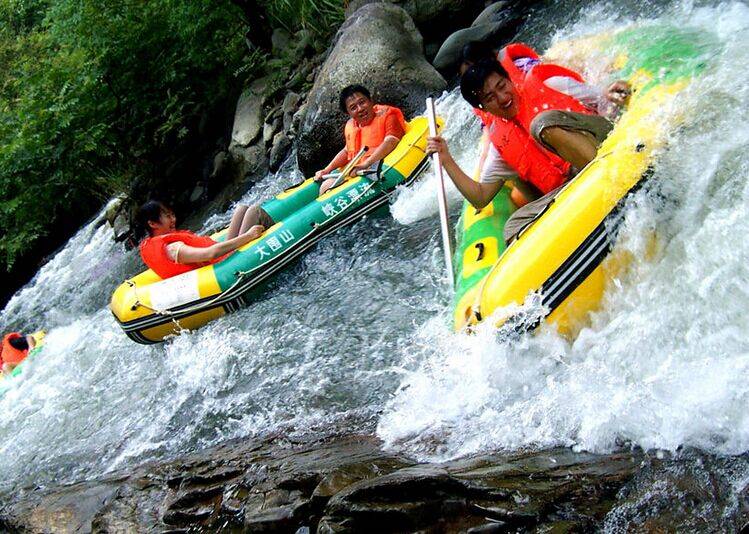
[0,0,342,290]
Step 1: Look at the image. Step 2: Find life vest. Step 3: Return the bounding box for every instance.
[344,104,407,161]
[498,42,540,84]
[1,332,27,365]
[487,49,595,194]
[139,230,225,279]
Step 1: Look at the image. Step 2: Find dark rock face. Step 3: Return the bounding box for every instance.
[0,434,657,532]
[432,0,536,77]
[295,3,446,176]
[344,0,487,55]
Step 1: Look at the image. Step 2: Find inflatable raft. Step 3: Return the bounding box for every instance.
[0,331,45,397]
[111,117,434,343]
[452,26,712,336]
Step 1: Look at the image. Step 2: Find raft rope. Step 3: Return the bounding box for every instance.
[127,124,432,319]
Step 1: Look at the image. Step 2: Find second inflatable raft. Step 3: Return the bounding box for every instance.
[111,117,434,343]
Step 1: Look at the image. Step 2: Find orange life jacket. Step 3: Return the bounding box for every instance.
[487,48,595,194]
[344,104,407,161]
[498,42,540,84]
[140,230,225,279]
[1,332,27,365]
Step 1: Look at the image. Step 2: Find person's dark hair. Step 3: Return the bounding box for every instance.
[339,84,371,112]
[460,59,510,109]
[8,336,29,351]
[137,200,168,236]
[460,41,497,69]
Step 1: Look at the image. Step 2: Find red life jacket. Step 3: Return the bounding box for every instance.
[498,42,540,84]
[344,104,407,161]
[139,230,225,279]
[487,52,595,194]
[1,332,27,365]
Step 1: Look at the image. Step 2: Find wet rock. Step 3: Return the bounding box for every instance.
[264,116,283,146]
[295,3,446,176]
[105,195,132,244]
[344,0,486,50]
[283,92,301,114]
[230,77,270,149]
[0,434,693,533]
[282,91,302,133]
[432,1,533,76]
[269,132,292,171]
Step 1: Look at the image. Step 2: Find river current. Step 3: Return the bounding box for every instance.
[1,0,748,525]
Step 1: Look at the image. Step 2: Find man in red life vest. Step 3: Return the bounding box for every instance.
[1,332,36,374]
[137,200,267,279]
[315,84,408,195]
[428,45,631,243]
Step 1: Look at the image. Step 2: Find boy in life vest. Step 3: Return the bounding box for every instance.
[137,200,267,279]
[1,332,36,374]
[427,47,631,244]
[315,84,407,195]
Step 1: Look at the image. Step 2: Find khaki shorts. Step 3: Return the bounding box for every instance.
[503,111,614,244]
[247,205,275,228]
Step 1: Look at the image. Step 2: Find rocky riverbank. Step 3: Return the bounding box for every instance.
[2,432,746,532]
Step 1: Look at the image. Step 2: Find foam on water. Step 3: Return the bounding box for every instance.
[1,0,748,510]
[378,1,749,461]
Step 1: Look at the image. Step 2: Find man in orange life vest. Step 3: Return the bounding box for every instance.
[427,44,631,243]
[315,84,407,195]
[1,332,36,374]
[137,200,267,279]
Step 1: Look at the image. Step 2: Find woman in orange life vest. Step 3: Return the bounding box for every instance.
[137,200,268,279]
[427,50,631,244]
[315,84,407,195]
[1,332,36,374]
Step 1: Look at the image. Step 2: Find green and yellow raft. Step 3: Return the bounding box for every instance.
[111,117,434,344]
[452,26,712,336]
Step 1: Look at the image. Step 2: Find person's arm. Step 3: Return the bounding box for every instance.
[427,136,504,210]
[315,148,349,181]
[170,225,265,264]
[546,76,631,115]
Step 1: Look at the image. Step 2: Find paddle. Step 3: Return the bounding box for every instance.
[321,146,369,189]
[426,97,455,288]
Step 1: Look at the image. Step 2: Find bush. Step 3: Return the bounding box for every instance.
[0,0,249,271]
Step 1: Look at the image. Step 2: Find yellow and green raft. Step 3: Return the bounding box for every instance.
[111,117,434,344]
[452,26,713,336]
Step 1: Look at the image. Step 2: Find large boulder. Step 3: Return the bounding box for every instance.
[295,3,446,176]
[432,1,535,77]
[344,0,485,48]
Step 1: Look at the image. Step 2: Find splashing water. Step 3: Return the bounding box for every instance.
[379,1,749,460]
[0,3,747,525]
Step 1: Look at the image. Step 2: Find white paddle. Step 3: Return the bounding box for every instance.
[426,97,454,287]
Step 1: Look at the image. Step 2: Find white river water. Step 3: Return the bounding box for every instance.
[1,0,748,523]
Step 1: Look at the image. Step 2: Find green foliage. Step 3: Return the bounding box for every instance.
[0,0,251,271]
[263,0,344,36]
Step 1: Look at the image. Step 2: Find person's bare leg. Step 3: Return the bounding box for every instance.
[227,204,249,239]
[239,206,266,234]
[541,126,598,170]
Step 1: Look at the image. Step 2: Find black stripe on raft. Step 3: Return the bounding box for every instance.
[496,168,653,338]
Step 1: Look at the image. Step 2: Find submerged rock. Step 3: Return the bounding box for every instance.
[295,3,446,176]
[0,434,670,532]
